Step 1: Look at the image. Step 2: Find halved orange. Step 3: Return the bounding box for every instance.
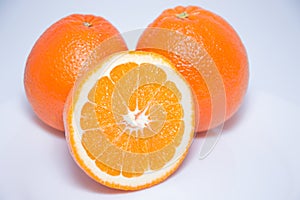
[64,51,196,190]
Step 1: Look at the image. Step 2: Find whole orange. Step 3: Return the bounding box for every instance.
[137,6,249,132]
[24,14,127,131]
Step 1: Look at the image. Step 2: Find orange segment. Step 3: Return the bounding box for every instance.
[110,62,139,83]
[94,76,114,109]
[87,85,96,103]
[174,121,185,146]
[94,107,116,129]
[164,80,182,100]
[122,152,149,174]
[81,130,111,160]
[138,63,167,86]
[165,103,183,120]
[149,143,176,170]
[80,102,98,130]
[96,145,124,172]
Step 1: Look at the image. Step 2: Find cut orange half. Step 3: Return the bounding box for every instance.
[64,51,196,190]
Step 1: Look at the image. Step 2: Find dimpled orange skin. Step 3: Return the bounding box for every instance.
[137,6,249,132]
[24,14,127,131]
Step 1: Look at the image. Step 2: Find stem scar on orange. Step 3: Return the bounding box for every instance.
[24,14,127,131]
[137,5,249,132]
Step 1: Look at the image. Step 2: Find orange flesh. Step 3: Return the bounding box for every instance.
[79,62,185,177]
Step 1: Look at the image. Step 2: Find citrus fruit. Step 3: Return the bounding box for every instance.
[137,5,249,132]
[24,14,127,131]
[64,51,195,190]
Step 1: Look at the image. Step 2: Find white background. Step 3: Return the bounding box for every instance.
[0,0,300,199]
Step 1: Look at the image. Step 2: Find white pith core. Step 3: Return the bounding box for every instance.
[69,51,195,187]
[123,105,150,132]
